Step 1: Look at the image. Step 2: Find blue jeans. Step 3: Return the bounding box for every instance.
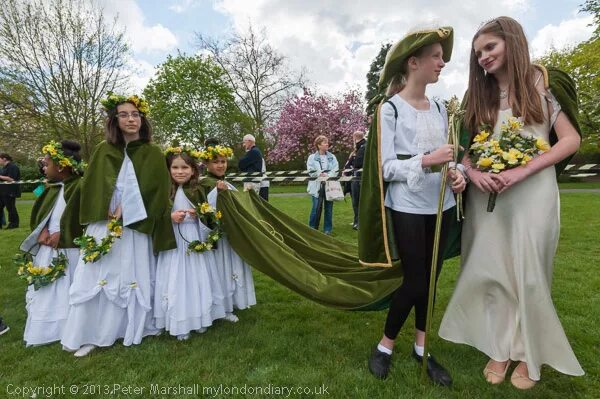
[309,195,333,233]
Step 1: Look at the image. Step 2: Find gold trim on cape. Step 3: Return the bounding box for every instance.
[359,102,393,268]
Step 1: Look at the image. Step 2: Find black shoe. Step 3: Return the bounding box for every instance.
[352,223,358,230]
[368,347,392,379]
[412,349,453,387]
[0,318,9,336]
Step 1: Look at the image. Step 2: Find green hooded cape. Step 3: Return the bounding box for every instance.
[29,175,83,248]
[198,175,403,310]
[80,140,176,254]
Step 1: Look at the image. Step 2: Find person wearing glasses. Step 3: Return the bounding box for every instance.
[61,93,176,357]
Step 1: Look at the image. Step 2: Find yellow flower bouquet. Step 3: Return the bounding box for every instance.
[469,117,550,212]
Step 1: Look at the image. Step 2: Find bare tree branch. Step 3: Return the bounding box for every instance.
[0,0,129,159]
[195,23,305,145]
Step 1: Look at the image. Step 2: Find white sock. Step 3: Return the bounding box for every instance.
[414,343,425,357]
[377,343,392,355]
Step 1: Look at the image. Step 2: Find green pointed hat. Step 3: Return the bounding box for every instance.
[378,26,454,89]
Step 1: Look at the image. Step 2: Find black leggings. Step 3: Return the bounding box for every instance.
[384,208,452,340]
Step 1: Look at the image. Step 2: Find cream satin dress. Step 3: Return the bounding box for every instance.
[439,90,584,380]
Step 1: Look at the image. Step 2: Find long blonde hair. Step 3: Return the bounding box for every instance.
[464,16,544,134]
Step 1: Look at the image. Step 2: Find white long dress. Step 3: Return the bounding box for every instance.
[154,186,225,336]
[61,153,159,350]
[439,91,584,380]
[21,185,80,346]
[207,184,256,312]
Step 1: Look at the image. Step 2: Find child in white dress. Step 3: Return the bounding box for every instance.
[154,147,226,340]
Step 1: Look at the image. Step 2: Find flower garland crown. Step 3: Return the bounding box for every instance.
[198,145,234,162]
[41,140,87,175]
[165,145,202,163]
[100,91,150,115]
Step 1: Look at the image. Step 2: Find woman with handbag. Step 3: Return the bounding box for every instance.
[306,135,339,235]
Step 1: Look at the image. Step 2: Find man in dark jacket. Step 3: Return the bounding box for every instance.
[350,131,366,230]
[0,153,21,229]
[239,134,269,201]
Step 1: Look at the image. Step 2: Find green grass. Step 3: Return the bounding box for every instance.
[0,194,598,398]
[557,181,600,190]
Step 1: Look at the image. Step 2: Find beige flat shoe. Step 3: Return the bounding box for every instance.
[483,359,511,384]
[510,363,537,390]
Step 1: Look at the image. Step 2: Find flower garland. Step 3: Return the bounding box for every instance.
[100,91,150,115]
[198,145,234,162]
[165,145,202,162]
[41,141,87,175]
[186,202,224,254]
[73,218,123,263]
[15,251,67,291]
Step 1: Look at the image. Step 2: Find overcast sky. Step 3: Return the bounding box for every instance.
[98,0,595,101]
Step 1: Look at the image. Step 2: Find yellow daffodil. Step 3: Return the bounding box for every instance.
[474,131,490,143]
[492,163,506,172]
[477,157,494,168]
[535,137,550,152]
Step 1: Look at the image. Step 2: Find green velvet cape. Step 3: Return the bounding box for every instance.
[80,140,176,253]
[198,174,403,310]
[29,175,83,248]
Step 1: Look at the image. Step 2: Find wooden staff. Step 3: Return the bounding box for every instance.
[421,97,464,381]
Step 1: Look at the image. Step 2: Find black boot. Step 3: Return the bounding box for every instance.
[412,349,453,387]
[368,347,392,379]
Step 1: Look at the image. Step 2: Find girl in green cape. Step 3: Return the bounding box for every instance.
[61,94,175,357]
[154,147,226,340]
[20,140,84,347]
[438,16,584,389]
[365,27,466,386]
[199,146,256,322]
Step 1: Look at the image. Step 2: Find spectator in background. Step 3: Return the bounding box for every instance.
[350,131,367,230]
[0,153,21,229]
[306,135,339,235]
[239,134,268,201]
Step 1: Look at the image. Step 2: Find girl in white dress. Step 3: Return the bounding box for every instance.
[21,140,84,346]
[199,147,256,322]
[438,17,583,389]
[154,148,226,340]
[61,94,176,357]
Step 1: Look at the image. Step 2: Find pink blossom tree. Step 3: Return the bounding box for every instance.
[268,88,366,164]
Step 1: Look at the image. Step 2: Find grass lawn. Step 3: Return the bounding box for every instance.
[0,193,598,398]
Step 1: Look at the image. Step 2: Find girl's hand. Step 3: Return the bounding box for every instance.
[216,180,229,192]
[108,206,122,220]
[37,227,50,245]
[47,232,61,248]
[171,210,186,223]
[494,167,530,193]
[447,169,467,193]
[468,168,505,193]
[422,144,456,167]
[186,208,197,218]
